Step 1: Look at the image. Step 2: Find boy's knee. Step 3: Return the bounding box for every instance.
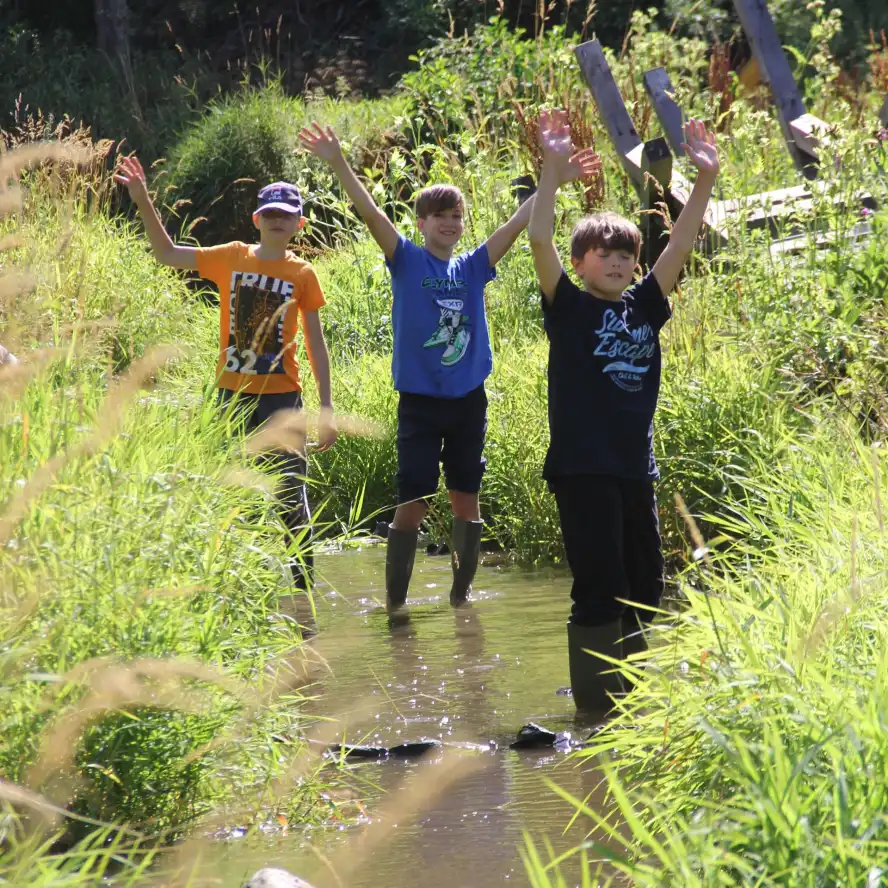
[392,499,428,532]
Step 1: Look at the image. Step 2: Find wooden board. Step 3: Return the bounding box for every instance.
[788,113,829,159]
[574,40,643,183]
[709,181,876,238]
[731,0,817,176]
[643,68,686,158]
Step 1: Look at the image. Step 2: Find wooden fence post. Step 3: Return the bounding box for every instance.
[643,68,686,158]
[574,40,644,185]
[640,138,673,268]
[731,0,820,177]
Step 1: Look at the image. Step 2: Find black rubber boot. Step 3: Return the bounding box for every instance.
[385,526,418,614]
[620,610,649,691]
[567,620,624,714]
[449,518,483,606]
[621,610,649,660]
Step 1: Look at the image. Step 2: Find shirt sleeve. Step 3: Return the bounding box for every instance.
[297,264,326,312]
[196,242,240,281]
[385,234,415,275]
[627,272,671,331]
[541,270,581,316]
[466,243,497,285]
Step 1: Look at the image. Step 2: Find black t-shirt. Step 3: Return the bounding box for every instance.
[541,270,671,482]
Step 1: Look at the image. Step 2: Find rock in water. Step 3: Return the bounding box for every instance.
[388,739,443,758]
[510,723,558,749]
[244,868,316,888]
[509,723,573,750]
[327,743,389,760]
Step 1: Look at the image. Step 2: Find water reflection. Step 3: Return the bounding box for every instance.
[200,546,617,887]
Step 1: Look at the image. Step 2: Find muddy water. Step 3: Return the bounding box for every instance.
[206,545,610,888]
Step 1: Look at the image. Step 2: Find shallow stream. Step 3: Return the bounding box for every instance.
[200,545,610,888]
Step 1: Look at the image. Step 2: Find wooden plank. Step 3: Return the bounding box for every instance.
[643,68,686,158]
[644,68,684,157]
[640,138,673,267]
[709,181,876,237]
[731,0,817,176]
[574,40,643,183]
[788,113,829,158]
[880,94,888,128]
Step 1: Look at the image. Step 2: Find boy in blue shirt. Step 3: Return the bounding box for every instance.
[528,110,719,714]
[300,122,597,615]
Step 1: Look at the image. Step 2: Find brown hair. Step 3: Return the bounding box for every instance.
[414,184,465,219]
[570,212,641,260]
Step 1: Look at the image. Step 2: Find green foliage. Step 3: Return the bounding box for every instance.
[666,0,886,67]
[161,84,305,246]
[0,26,215,161]
[529,423,888,885]
[161,88,409,247]
[0,190,334,842]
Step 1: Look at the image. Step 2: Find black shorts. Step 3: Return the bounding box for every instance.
[396,385,488,504]
[550,474,664,627]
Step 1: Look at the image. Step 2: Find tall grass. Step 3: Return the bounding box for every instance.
[0,150,355,863]
[525,419,888,885]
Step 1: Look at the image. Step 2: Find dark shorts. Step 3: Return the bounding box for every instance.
[550,474,664,627]
[217,388,304,432]
[396,384,488,504]
[216,387,312,544]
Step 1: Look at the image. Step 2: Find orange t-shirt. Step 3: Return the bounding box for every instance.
[196,242,325,395]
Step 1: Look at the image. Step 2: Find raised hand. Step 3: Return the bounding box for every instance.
[298,122,345,165]
[565,147,601,184]
[538,108,574,162]
[113,155,150,203]
[538,109,601,186]
[681,118,720,177]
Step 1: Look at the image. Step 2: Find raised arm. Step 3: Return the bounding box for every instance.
[528,110,602,301]
[302,309,338,452]
[486,194,536,267]
[299,123,400,261]
[651,119,719,295]
[113,156,198,270]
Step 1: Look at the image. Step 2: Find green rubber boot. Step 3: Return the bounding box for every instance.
[567,620,625,714]
[449,517,483,606]
[385,526,418,614]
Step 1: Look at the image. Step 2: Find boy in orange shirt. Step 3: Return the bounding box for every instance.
[115,158,337,588]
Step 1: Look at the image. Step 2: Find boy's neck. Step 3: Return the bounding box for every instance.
[254,239,289,261]
[422,242,455,262]
[584,283,623,302]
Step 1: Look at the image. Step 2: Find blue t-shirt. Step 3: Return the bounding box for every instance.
[386,235,496,398]
[541,270,671,482]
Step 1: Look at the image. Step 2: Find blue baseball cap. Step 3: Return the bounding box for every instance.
[255,182,303,215]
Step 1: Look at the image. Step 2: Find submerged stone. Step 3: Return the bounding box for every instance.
[327,743,389,760]
[510,722,573,750]
[388,738,443,757]
[244,867,316,888]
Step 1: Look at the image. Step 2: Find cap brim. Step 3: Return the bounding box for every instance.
[254,203,301,215]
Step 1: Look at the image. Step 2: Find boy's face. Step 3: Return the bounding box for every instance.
[571,246,638,299]
[416,206,465,253]
[253,208,305,243]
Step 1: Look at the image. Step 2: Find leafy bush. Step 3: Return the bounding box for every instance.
[161,84,305,246]
[161,88,409,247]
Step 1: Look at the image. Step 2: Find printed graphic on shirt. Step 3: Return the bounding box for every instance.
[224,270,295,375]
[421,277,471,366]
[593,308,656,393]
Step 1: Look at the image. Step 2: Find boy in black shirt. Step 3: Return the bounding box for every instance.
[528,109,720,714]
